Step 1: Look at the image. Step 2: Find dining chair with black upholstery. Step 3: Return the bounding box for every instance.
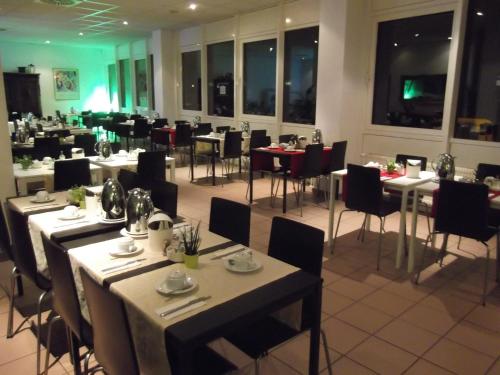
[6,207,53,374]
[250,129,266,138]
[225,216,332,375]
[149,180,178,219]
[80,268,139,375]
[173,123,192,162]
[278,134,294,144]
[137,151,166,184]
[74,134,97,157]
[194,123,213,136]
[476,163,500,180]
[42,234,94,375]
[114,123,131,150]
[118,169,139,197]
[209,197,250,246]
[414,179,498,305]
[54,159,91,191]
[216,126,230,134]
[130,118,151,148]
[321,140,347,203]
[34,137,60,160]
[332,164,400,266]
[151,128,171,154]
[130,114,142,121]
[217,131,243,182]
[152,118,168,128]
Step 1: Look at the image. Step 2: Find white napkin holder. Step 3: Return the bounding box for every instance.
[406,159,421,179]
[71,148,85,159]
[148,211,174,252]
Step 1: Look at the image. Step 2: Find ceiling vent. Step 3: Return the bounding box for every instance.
[38,0,82,6]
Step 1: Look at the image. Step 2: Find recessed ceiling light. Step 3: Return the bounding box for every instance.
[122,20,128,25]
[476,11,484,16]
[78,32,84,36]
[189,3,197,10]
[393,42,398,47]
[45,40,51,44]
[285,18,291,24]
[414,33,420,37]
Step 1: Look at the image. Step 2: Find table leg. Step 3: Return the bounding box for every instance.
[283,173,287,214]
[408,188,419,272]
[211,142,216,186]
[249,151,253,203]
[327,174,338,248]
[17,179,28,196]
[309,280,322,375]
[395,189,409,269]
[190,141,194,182]
[95,169,103,185]
[169,160,176,182]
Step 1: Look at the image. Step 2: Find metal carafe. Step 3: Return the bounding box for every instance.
[126,188,154,235]
[101,178,126,220]
[312,129,322,144]
[240,121,250,136]
[432,153,456,180]
[147,211,174,252]
[94,140,112,159]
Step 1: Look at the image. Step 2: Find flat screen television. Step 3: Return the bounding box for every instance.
[401,74,447,102]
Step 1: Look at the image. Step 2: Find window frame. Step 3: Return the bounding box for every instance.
[206,40,235,118]
[180,46,203,114]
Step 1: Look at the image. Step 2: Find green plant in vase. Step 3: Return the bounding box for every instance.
[182,221,201,269]
[16,155,33,170]
[67,186,86,208]
[386,160,397,174]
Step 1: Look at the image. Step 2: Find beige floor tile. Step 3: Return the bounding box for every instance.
[322,288,355,315]
[321,317,369,354]
[424,338,495,375]
[321,269,343,286]
[381,279,434,302]
[399,304,459,335]
[0,329,37,365]
[348,265,397,288]
[420,289,477,319]
[464,305,500,333]
[0,351,67,375]
[335,302,393,334]
[322,257,362,276]
[0,309,27,338]
[487,358,500,375]
[360,289,415,317]
[404,359,454,375]
[375,319,440,356]
[347,336,417,375]
[209,338,253,369]
[326,356,376,374]
[327,278,376,301]
[445,321,500,358]
[272,333,340,374]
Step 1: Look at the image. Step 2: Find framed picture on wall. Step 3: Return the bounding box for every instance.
[53,68,79,100]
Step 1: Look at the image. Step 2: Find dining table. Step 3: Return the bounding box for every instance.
[326,166,435,271]
[60,226,322,375]
[249,146,332,213]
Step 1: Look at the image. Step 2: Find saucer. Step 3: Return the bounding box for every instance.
[98,216,126,224]
[120,227,148,239]
[156,276,197,296]
[30,197,55,203]
[109,246,144,258]
[223,259,262,273]
[58,212,85,221]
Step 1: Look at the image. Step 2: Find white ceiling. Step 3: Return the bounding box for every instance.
[0,0,288,48]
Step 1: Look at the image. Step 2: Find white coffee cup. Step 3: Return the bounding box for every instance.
[35,190,50,202]
[166,269,187,290]
[63,205,79,218]
[231,250,253,269]
[42,156,53,164]
[118,149,128,156]
[271,143,277,148]
[117,237,135,253]
[209,132,215,137]
[32,159,42,168]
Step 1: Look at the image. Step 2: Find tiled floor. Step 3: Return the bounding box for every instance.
[1,162,499,374]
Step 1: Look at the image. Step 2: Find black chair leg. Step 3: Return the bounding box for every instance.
[481,241,490,306]
[376,217,384,271]
[321,329,333,375]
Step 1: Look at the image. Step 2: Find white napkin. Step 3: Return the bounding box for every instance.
[155,296,207,320]
[101,259,144,274]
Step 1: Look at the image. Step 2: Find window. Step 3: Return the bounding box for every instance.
[372,12,454,129]
[135,59,148,107]
[455,0,500,142]
[283,26,319,124]
[207,41,234,117]
[243,39,277,116]
[182,50,202,111]
[107,64,118,110]
[119,59,131,109]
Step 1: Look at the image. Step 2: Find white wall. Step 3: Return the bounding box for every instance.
[0,41,113,116]
[0,57,16,200]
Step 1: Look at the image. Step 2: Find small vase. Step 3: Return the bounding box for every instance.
[184,253,199,269]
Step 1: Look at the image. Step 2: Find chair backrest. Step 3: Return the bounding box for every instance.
[174,120,189,125]
[153,118,168,128]
[34,137,60,159]
[150,180,178,218]
[42,233,85,340]
[195,123,212,136]
[435,180,490,240]
[345,164,383,215]
[130,114,142,120]
[250,135,271,149]
[137,151,166,183]
[278,134,293,144]
[80,268,139,375]
[301,143,323,178]
[174,124,192,147]
[395,154,427,171]
[74,134,97,157]
[223,131,242,158]
[133,119,151,138]
[54,159,91,191]
[251,129,266,138]
[151,129,170,146]
[118,169,139,197]
[0,203,13,261]
[327,140,347,173]
[216,126,230,134]
[268,216,324,330]
[209,197,250,246]
[476,163,500,181]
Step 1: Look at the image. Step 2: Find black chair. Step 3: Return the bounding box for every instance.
[278,134,294,144]
[152,118,168,128]
[115,123,132,150]
[34,137,60,160]
[151,128,171,154]
[174,120,189,126]
[131,118,151,148]
[80,268,139,375]
[6,207,52,373]
[415,180,498,305]
[209,197,250,246]
[74,134,97,157]
[225,217,332,375]
[137,151,166,184]
[194,122,212,136]
[216,126,230,133]
[118,169,139,197]
[42,234,94,375]
[150,180,178,219]
[54,159,91,191]
[250,129,266,138]
[81,114,93,130]
[174,123,192,162]
[217,131,242,182]
[395,154,427,171]
[332,164,400,266]
[476,163,500,180]
[130,114,142,121]
[322,140,347,202]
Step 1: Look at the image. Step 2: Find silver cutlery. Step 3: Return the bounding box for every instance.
[210,247,246,260]
[101,258,146,273]
[54,219,90,228]
[24,203,61,210]
[159,296,211,318]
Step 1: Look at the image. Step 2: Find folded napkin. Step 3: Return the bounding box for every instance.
[101,259,144,274]
[155,296,208,320]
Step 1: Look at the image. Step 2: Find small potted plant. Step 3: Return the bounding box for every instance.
[386,160,397,174]
[16,155,33,170]
[67,186,86,208]
[182,221,201,269]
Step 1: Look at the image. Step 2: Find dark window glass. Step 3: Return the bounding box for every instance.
[243,39,277,116]
[455,1,500,142]
[150,54,155,110]
[108,63,117,105]
[182,50,202,111]
[119,59,131,108]
[372,12,453,129]
[283,26,319,124]
[135,59,148,107]
[207,41,234,117]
